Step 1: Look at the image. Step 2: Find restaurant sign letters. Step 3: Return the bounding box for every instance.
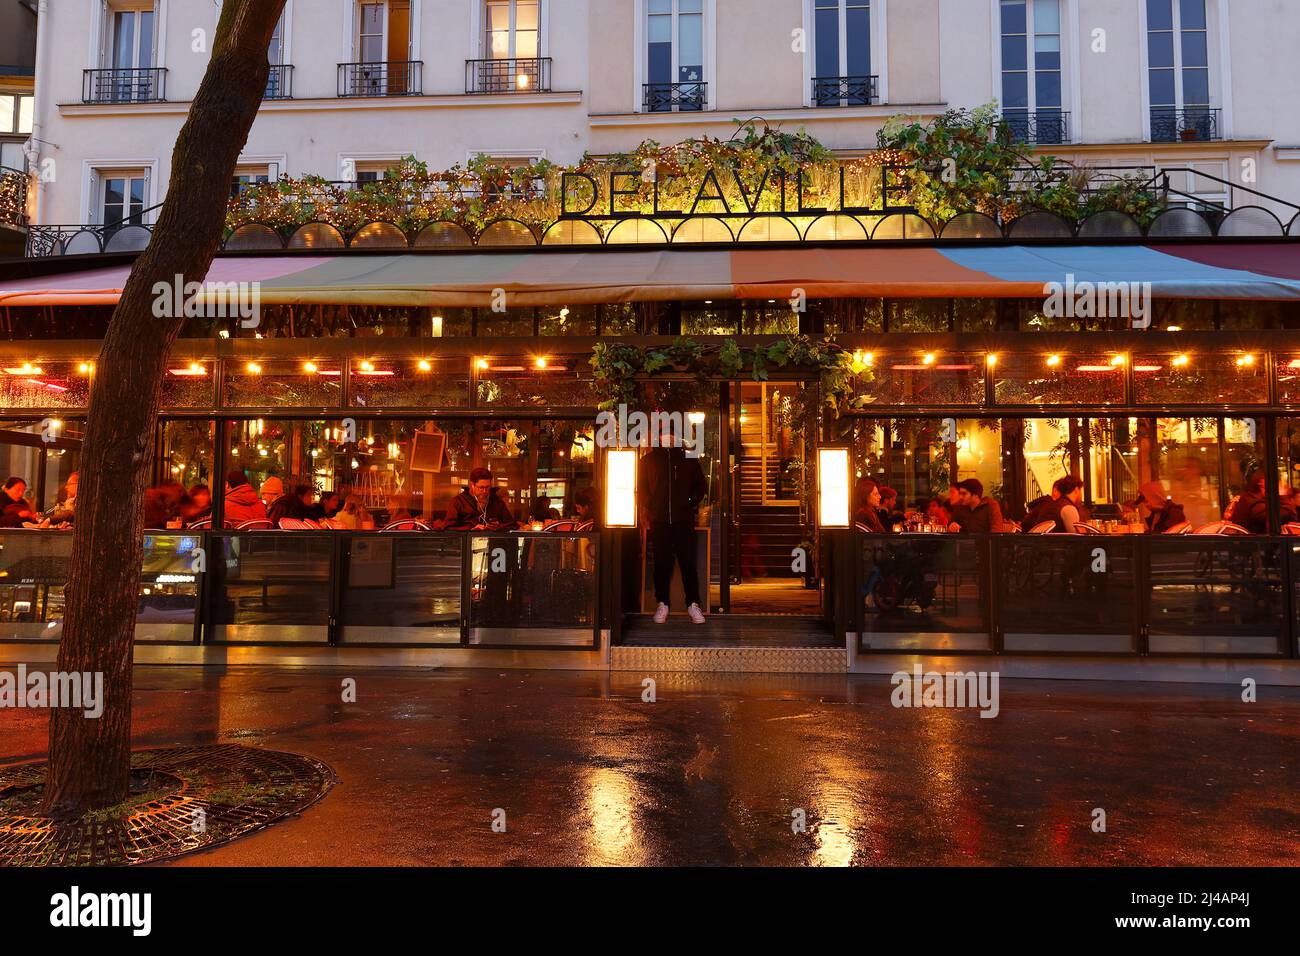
[560,165,913,221]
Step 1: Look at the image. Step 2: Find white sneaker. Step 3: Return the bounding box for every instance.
[687,603,706,625]
[653,603,669,624]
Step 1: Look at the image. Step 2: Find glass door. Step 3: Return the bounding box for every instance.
[725,381,822,616]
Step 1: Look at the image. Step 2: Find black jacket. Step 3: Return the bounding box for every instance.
[638,447,708,525]
[445,487,517,530]
[1147,501,1188,534]
[0,496,33,528]
[953,497,1004,534]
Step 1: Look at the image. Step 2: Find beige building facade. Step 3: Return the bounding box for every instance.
[24,0,1300,227]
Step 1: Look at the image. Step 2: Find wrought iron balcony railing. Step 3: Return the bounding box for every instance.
[337,60,423,97]
[1150,107,1221,143]
[82,67,167,104]
[643,81,706,113]
[465,57,552,93]
[0,166,29,229]
[812,74,879,107]
[265,64,294,100]
[1001,110,1071,145]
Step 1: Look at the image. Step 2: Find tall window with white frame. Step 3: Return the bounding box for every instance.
[645,0,704,113]
[1147,0,1215,142]
[91,2,160,103]
[475,0,546,93]
[1000,0,1064,145]
[266,11,290,99]
[343,1,415,96]
[99,169,149,235]
[812,0,875,107]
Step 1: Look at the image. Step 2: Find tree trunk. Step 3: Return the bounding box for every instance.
[42,0,287,819]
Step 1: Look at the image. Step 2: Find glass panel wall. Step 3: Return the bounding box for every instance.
[466,533,598,646]
[859,536,990,650]
[848,414,1279,533]
[1147,538,1287,654]
[994,352,1126,405]
[998,536,1137,652]
[349,357,470,408]
[339,533,463,644]
[0,362,93,409]
[216,416,597,529]
[0,531,199,643]
[160,419,215,491]
[206,532,332,642]
[223,359,343,408]
[162,358,216,407]
[1133,351,1267,404]
[856,352,985,406]
[0,417,83,516]
[475,356,597,406]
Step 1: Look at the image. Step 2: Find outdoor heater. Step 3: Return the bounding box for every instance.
[604,448,638,528]
[816,446,851,529]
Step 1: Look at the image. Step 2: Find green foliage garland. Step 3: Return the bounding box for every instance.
[589,336,866,436]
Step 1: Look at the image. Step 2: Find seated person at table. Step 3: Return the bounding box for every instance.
[269,483,316,526]
[853,477,886,532]
[945,484,970,528]
[1282,483,1300,528]
[312,491,341,521]
[45,472,78,527]
[332,495,375,530]
[444,468,518,530]
[1026,476,1084,532]
[184,484,212,524]
[259,476,285,512]
[529,495,556,525]
[947,479,1004,533]
[1022,484,1059,531]
[223,469,268,525]
[143,481,188,530]
[878,486,903,528]
[1225,470,1270,534]
[925,497,951,527]
[570,486,599,525]
[1136,480,1186,533]
[0,477,36,528]
[385,494,414,526]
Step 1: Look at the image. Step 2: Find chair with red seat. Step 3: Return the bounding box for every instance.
[381,519,430,532]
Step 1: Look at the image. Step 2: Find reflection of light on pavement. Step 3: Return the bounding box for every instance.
[582,768,645,866]
[915,706,980,857]
[809,754,864,866]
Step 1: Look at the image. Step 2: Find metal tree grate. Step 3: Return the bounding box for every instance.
[0,744,335,867]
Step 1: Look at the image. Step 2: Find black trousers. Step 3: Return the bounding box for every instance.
[650,520,701,607]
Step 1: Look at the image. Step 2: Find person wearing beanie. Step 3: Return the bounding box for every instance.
[259,475,285,510]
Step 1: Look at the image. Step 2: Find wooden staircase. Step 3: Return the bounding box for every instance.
[736,456,804,578]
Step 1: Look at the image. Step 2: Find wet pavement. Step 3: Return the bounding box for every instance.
[2,665,1298,866]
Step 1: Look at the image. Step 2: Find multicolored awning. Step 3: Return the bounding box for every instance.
[2,243,1299,307]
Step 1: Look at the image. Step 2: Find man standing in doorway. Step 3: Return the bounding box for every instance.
[639,416,709,624]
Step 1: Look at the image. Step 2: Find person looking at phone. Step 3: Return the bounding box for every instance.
[444,467,518,530]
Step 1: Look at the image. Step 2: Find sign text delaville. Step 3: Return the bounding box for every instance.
[559,165,912,221]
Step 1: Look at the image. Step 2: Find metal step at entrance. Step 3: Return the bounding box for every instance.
[621,613,835,646]
[614,614,846,673]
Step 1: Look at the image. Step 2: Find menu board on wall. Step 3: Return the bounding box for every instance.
[349,537,395,589]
